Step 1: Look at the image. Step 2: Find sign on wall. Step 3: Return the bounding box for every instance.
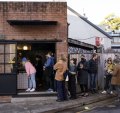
[95,37,104,46]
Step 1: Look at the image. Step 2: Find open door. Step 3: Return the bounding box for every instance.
[0,42,17,95]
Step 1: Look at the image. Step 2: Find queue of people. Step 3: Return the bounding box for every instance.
[21,52,120,102]
[53,53,99,102]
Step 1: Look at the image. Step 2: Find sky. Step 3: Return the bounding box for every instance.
[0,0,120,24]
[67,0,120,24]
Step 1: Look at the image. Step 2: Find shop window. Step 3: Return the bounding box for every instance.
[5,54,16,63]
[0,43,16,74]
[0,54,4,63]
[5,64,13,73]
[5,44,16,54]
[0,64,4,73]
[0,44,4,53]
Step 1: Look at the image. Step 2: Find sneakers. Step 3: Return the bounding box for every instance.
[101,90,107,94]
[110,91,113,95]
[26,88,35,92]
[46,88,54,92]
[30,88,35,92]
[84,93,89,97]
[26,88,31,92]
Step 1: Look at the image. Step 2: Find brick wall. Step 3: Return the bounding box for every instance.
[0,2,68,60]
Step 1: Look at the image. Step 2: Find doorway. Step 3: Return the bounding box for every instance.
[17,42,56,92]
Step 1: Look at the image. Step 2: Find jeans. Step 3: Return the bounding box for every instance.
[104,74,113,91]
[56,80,67,100]
[90,73,97,90]
[28,73,36,89]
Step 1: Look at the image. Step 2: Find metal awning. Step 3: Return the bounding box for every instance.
[7,20,58,25]
[68,38,96,50]
[0,39,62,44]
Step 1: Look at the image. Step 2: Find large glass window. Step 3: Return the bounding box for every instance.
[0,43,16,74]
[0,44,4,53]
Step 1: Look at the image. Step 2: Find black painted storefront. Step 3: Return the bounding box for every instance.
[0,40,59,95]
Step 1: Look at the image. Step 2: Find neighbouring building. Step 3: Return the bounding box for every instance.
[67,6,112,51]
[67,7,112,89]
[111,33,120,52]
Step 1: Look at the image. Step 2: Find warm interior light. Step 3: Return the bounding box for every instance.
[23,46,28,50]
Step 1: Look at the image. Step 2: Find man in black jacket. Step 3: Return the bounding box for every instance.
[88,53,98,93]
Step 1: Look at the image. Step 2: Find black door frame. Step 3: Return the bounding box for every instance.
[16,41,57,92]
[0,41,17,95]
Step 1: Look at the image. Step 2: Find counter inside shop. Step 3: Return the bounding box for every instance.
[17,72,28,89]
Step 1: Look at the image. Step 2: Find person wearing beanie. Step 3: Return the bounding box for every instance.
[22,57,36,92]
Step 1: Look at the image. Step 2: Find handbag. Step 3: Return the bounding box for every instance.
[64,70,69,80]
[65,75,69,81]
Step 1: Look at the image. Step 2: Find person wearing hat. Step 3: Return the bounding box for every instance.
[22,57,36,92]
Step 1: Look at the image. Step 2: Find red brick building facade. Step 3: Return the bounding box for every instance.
[0,2,67,59]
[0,2,67,95]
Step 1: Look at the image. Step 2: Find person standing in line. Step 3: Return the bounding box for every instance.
[77,55,89,97]
[22,57,36,92]
[88,53,98,94]
[43,52,54,92]
[102,57,114,94]
[68,58,77,99]
[35,55,43,91]
[111,59,120,101]
[54,55,68,102]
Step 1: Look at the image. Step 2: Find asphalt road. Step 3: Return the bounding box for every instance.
[83,101,120,113]
[55,97,117,113]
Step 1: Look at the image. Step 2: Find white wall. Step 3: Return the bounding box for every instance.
[67,10,111,50]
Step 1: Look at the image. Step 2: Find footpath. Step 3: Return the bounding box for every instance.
[0,92,116,113]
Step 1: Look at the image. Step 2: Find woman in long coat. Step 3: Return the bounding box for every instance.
[77,55,89,97]
[111,59,120,101]
[54,55,68,102]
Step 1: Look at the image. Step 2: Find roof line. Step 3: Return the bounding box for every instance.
[67,6,112,39]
